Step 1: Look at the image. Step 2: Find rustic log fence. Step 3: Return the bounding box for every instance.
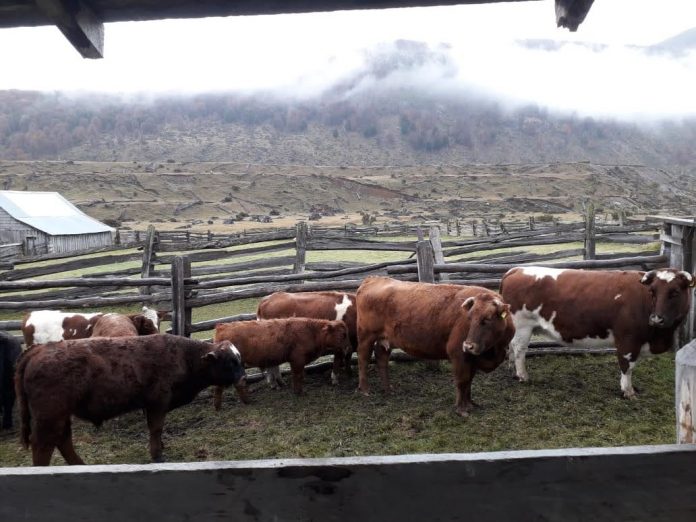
[0,215,680,352]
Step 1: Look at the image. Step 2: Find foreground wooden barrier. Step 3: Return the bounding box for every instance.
[1,445,695,521]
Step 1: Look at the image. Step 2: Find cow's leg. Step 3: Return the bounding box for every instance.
[617,349,638,400]
[450,354,476,417]
[357,333,378,395]
[56,419,85,465]
[31,418,59,466]
[331,354,342,385]
[509,325,533,382]
[265,366,285,389]
[146,409,167,463]
[375,341,391,393]
[290,363,305,395]
[213,386,224,411]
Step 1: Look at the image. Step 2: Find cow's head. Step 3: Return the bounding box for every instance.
[202,340,247,389]
[129,314,160,335]
[640,269,694,328]
[320,320,351,357]
[461,293,512,356]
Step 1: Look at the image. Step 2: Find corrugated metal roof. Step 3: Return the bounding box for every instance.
[0,191,113,235]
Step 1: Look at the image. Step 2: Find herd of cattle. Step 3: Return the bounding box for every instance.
[0,266,693,466]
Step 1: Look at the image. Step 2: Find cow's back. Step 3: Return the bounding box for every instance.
[258,291,357,346]
[19,335,187,423]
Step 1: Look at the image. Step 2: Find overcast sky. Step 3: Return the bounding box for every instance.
[1,0,695,120]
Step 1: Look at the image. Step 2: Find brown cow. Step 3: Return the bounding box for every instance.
[500,267,694,398]
[14,334,246,465]
[356,277,515,416]
[213,318,351,408]
[91,313,159,338]
[257,291,357,384]
[21,306,161,347]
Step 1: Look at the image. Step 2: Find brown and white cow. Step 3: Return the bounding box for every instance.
[14,334,246,465]
[356,277,515,416]
[21,306,161,347]
[213,318,351,408]
[256,291,357,385]
[500,267,694,398]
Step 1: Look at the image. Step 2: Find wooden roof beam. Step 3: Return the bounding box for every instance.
[35,0,103,58]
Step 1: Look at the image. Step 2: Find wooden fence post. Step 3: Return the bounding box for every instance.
[660,217,696,345]
[471,220,477,237]
[294,222,308,274]
[676,340,696,444]
[584,203,596,260]
[416,240,435,284]
[455,219,461,236]
[140,225,157,296]
[429,226,448,282]
[171,256,192,337]
[529,216,535,231]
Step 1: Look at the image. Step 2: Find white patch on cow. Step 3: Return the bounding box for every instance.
[620,361,637,398]
[614,294,622,300]
[656,270,676,283]
[334,294,352,322]
[141,306,159,328]
[679,271,694,283]
[624,353,632,362]
[520,266,567,281]
[228,343,241,361]
[331,370,339,385]
[25,310,101,345]
[509,304,615,381]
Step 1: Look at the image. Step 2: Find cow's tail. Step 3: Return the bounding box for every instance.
[14,352,31,449]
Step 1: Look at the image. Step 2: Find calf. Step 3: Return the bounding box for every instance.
[91,313,159,338]
[14,334,246,465]
[213,318,350,408]
[500,267,694,398]
[1,332,22,429]
[21,306,161,346]
[257,291,357,384]
[356,277,515,416]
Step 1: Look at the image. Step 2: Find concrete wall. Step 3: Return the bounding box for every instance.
[2,445,696,521]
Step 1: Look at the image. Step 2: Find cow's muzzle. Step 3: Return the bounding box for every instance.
[462,342,482,355]
[649,314,667,328]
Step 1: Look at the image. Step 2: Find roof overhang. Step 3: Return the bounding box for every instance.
[0,0,594,59]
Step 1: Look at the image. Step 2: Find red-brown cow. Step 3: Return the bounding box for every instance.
[91,313,159,338]
[21,306,161,347]
[257,291,357,384]
[14,334,246,465]
[500,267,694,398]
[213,318,351,409]
[356,277,515,416]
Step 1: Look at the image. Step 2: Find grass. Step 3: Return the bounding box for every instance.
[0,352,675,466]
[0,234,672,467]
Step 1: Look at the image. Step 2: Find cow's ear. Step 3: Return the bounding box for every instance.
[462,297,475,310]
[678,271,695,288]
[640,271,656,285]
[202,351,218,363]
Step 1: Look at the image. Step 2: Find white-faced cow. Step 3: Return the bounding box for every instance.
[256,291,357,385]
[356,277,515,416]
[21,306,161,347]
[500,267,694,398]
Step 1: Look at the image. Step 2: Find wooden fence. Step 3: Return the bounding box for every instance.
[0,215,673,350]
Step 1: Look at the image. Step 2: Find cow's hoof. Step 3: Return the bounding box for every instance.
[357,387,370,397]
[515,374,529,383]
[151,456,165,464]
[455,408,471,417]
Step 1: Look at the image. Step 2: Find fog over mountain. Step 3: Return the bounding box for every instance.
[1,30,695,168]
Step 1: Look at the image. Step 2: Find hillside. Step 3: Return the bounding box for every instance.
[1,160,693,230]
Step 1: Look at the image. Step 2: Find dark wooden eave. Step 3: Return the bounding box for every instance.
[0,1,594,59]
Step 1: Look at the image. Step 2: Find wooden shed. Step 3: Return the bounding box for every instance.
[0,190,113,256]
